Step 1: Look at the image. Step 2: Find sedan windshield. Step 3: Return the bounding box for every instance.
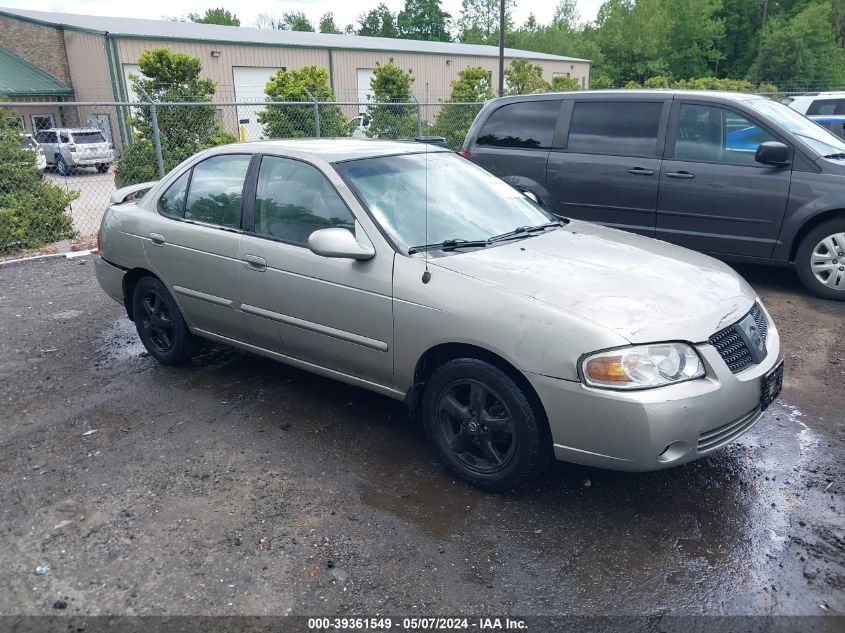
[338,151,555,253]
[745,98,845,157]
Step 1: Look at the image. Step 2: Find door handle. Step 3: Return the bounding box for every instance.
[666,171,695,179]
[627,167,655,176]
[149,232,165,246]
[243,254,267,272]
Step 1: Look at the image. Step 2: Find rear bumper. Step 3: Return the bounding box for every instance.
[526,315,781,472]
[68,155,112,166]
[95,255,125,306]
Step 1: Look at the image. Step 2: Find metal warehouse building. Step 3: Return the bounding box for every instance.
[0,7,590,146]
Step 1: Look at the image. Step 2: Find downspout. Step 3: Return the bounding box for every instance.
[103,31,127,145]
[110,35,132,143]
[328,49,335,94]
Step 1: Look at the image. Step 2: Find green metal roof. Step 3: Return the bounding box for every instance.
[0,45,73,96]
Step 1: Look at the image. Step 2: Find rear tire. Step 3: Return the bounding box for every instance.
[131,276,204,365]
[422,358,552,492]
[795,219,845,301]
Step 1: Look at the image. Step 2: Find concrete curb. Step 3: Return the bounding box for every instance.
[0,249,95,268]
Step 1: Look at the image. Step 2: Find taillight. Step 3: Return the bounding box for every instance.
[458,150,470,158]
[97,231,102,257]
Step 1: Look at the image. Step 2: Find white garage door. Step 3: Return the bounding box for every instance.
[234,67,283,141]
[357,69,375,114]
[122,64,143,102]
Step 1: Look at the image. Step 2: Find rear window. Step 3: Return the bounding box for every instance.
[567,101,664,157]
[476,100,561,149]
[72,131,107,144]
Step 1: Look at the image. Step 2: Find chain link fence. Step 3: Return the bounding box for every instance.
[0,98,484,258]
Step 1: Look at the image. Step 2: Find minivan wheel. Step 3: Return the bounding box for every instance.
[796,219,845,301]
[422,359,552,492]
[131,276,204,365]
[56,155,69,176]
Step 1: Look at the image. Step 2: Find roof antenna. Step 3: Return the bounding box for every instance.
[421,134,431,284]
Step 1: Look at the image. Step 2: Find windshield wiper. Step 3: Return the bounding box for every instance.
[487,220,565,244]
[823,153,845,159]
[407,239,489,254]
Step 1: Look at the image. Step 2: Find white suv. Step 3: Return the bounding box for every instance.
[786,91,845,116]
[34,127,113,176]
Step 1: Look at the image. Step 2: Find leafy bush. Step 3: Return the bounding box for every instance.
[116,48,236,187]
[260,66,347,138]
[432,66,494,151]
[550,75,581,91]
[0,104,77,254]
[505,58,550,95]
[366,59,419,139]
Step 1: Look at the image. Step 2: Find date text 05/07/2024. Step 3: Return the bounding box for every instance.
[306,617,528,630]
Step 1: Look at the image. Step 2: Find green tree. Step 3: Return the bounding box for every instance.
[662,0,725,79]
[0,101,77,253]
[592,0,668,84]
[397,0,452,41]
[357,4,399,37]
[366,59,418,139]
[550,74,580,91]
[116,47,235,186]
[716,0,762,78]
[319,12,342,34]
[187,8,240,26]
[505,58,550,95]
[283,11,315,32]
[753,0,845,90]
[433,66,494,149]
[259,66,347,138]
[457,0,515,45]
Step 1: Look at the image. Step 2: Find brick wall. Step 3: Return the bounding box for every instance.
[0,15,72,85]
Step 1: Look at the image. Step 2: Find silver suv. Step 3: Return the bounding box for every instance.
[34,127,113,175]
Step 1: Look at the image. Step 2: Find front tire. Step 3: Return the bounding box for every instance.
[422,359,552,492]
[131,276,203,365]
[795,219,845,301]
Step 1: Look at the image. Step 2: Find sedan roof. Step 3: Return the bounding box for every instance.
[240,139,451,162]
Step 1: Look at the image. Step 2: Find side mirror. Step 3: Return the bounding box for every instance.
[308,228,375,261]
[755,141,791,167]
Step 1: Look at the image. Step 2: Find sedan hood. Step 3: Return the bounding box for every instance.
[430,221,756,344]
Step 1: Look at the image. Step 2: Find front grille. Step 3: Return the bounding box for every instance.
[708,303,768,373]
[698,408,760,452]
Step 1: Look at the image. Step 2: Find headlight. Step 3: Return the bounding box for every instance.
[581,343,705,390]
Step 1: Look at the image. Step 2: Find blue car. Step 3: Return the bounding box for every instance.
[810,114,845,140]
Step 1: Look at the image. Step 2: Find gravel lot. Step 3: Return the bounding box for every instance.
[0,256,842,622]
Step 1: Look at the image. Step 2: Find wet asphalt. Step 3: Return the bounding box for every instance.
[0,256,842,620]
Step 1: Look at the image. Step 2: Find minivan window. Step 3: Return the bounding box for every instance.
[73,131,107,144]
[253,156,355,246]
[673,104,775,165]
[745,98,845,157]
[184,154,251,228]
[476,100,561,149]
[567,101,663,157]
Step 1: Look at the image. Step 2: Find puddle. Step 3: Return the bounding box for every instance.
[93,318,148,371]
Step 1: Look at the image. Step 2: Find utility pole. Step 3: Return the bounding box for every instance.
[498,0,505,97]
[754,0,769,84]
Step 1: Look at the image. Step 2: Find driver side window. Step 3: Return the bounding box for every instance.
[253,156,355,247]
[674,104,776,166]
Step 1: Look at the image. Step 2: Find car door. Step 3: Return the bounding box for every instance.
[656,101,792,258]
[545,97,671,237]
[35,130,57,163]
[239,154,394,387]
[142,153,253,340]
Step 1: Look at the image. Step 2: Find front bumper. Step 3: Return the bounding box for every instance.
[95,255,126,307]
[527,308,781,472]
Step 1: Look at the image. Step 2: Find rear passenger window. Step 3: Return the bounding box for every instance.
[567,101,663,157]
[184,154,251,228]
[158,172,190,218]
[807,99,845,116]
[476,100,561,149]
[253,156,355,246]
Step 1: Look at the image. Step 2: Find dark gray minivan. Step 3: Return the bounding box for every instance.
[461,90,845,300]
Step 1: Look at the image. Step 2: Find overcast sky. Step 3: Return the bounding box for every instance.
[2,0,606,30]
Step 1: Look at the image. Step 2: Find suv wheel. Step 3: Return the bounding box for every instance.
[131,276,204,365]
[422,359,552,492]
[96,163,110,174]
[795,219,845,301]
[56,155,69,176]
